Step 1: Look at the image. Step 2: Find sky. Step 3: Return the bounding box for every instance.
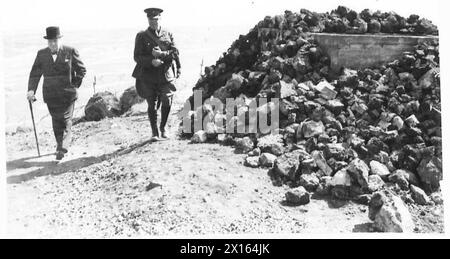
[0,0,444,32]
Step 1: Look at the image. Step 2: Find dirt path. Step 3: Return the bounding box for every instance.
[5,90,371,238]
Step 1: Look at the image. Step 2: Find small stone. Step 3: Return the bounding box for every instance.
[259,153,277,167]
[368,175,385,193]
[347,159,370,189]
[404,115,419,127]
[324,143,346,161]
[352,102,368,115]
[235,137,254,154]
[244,156,260,168]
[347,134,365,148]
[316,176,333,196]
[419,68,439,89]
[355,194,373,205]
[285,186,310,206]
[410,185,430,205]
[301,120,325,139]
[205,122,218,136]
[417,156,442,192]
[326,100,345,114]
[299,173,320,192]
[248,148,261,157]
[274,150,303,180]
[191,130,208,143]
[430,192,443,205]
[370,161,391,179]
[331,168,352,187]
[391,116,404,130]
[311,150,333,176]
[388,169,419,190]
[217,134,234,146]
[279,81,298,99]
[257,134,285,156]
[320,86,338,100]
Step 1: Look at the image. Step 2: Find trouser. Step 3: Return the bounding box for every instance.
[47,102,75,153]
[142,81,175,136]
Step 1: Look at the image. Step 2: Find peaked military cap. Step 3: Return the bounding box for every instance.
[144,8,163,18]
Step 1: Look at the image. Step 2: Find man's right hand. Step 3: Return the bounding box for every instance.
[27,90,36,102]
[152,59,164,67]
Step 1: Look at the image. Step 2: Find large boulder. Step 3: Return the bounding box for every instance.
[84,91,121,121]
[119,86,145,113]
[369,191,415,233]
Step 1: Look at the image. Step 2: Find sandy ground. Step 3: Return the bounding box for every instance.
[4,86,383,238]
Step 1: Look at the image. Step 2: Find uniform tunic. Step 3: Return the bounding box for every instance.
[132,27,180,98]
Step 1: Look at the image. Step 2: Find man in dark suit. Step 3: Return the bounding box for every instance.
[27,26,87,160]
[132,8,181,141]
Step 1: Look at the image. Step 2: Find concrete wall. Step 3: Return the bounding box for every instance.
[309,33,439,72]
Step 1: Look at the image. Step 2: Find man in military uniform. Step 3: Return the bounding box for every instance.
[132,7,181,141]
[27,26,87,160]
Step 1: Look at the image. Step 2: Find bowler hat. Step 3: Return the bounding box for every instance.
[44,26,63,40]
[144,8,163,18]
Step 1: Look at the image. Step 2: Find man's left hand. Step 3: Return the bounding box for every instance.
[176,68,181,78]
[152,47,168,58]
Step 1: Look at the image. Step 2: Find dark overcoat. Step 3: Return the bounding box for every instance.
[28,45,86,104]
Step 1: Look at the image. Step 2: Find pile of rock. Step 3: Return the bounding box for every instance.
[184,7,441,232]
[265,7,438,35]
[189,6,438,103]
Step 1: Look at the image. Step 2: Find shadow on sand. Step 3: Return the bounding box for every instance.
[6,139,154,184]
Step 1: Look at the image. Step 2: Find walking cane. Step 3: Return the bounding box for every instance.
[28,98,41,157]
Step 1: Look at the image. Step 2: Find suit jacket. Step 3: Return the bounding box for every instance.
[132,27,180,85]
[28,45,87,104]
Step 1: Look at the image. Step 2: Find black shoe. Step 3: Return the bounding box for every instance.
[160,129,169,140]
[151,134,160,142]
[56,151,64,161]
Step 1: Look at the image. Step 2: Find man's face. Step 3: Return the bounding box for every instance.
[47,39,60,52]
[148,16,160,30]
